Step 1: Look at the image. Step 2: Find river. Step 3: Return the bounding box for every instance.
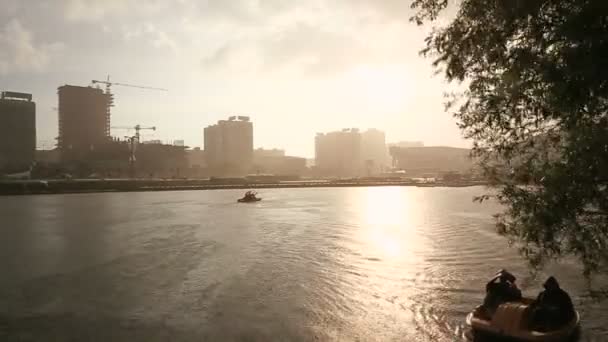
[0,187,606,341]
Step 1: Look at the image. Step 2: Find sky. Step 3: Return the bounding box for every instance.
[0,0,466,157]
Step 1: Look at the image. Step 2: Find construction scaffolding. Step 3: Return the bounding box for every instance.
[105,91,114,138]
[57,85,113,162]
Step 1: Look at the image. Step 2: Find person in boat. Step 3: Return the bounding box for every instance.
[482,269,522,316]
[243,191,257,201]
[530,276,575,331]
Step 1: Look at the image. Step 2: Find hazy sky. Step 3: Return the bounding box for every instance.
[0,0,466,157]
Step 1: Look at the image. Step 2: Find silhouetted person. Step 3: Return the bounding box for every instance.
[532,276,575,331]
[242,191,257,201]
[483,269,522,316]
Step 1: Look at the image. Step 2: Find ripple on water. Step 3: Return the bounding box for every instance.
[0,187,607,341]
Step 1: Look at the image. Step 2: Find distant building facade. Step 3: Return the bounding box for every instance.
[315,128,362,177]
[137,143,188,178]
[389,146,472,177]
[253,148,306,176]
[187,147,206,169]
[204,116,253,176]
[361,129,390,175]
[142,139,163,145]
[389,141,425,148]
[78,140,188,178]
[57,85,113,163]
[35,149,60,165]
[254,148,285,158]
[0,91,36,172]
[186,147,207,178]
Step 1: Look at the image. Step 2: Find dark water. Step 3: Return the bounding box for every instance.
[0,187,606,341]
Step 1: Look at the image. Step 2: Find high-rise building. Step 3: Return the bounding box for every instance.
[315,128,362,177]
[0,91,36,172]
[361,128,390,175]
[57,85,113,162]
[204,116,253,176]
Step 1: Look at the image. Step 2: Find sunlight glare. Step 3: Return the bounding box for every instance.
[357,187,417,260]
[345,65,413,112]
[351,187,427,264]
[363,186,407,226]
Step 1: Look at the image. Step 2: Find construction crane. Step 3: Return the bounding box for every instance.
[91,76,168,93]
[111,125,156,143]
[111,125,157,178]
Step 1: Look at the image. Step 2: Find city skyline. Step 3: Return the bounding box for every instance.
[1,0,466,157]
[0,2,602,341]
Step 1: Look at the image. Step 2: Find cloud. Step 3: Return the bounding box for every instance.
[262,23,368,75]
[63,0,129,22]
[62,0,184,22]
[3,0,434,78]
[49,0,428,75]
[197,0,261,22]
[0,0,20,17]
[122,23,178,52]
[193,0,441,77]
[344,0,414,20]
[0,19,63,74]
[201,19,426,78]
[151,31,178,52]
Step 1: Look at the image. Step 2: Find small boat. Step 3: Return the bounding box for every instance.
[237,191,262,203]
[237,197,262,203]
[465,298,580,341]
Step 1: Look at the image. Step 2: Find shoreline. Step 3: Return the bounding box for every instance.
[0,179,488,196]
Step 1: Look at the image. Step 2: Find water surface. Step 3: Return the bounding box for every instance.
[0,187,606,341]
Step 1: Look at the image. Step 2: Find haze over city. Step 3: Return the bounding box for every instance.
[2,1,607,341]
[0,0,465,156]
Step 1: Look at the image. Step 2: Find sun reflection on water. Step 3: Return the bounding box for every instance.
[355,187,425,262]
[362,186,409,226]
[335,187,430,340]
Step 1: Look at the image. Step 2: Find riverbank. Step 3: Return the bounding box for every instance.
[0,178,488,196]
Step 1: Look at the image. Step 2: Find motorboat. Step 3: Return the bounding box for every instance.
[465,298,580,341]
[237,197,262,203]
[238,191,261,203]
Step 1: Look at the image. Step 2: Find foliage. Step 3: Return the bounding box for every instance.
[411,0,608,276]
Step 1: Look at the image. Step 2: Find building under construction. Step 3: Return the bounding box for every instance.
[0,91,36,172]
[57,85,113,162]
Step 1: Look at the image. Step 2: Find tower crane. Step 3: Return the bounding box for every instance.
[91,76,168,93]
[111,125,156,143]
[111,125,157,178]
[90,76,165,178]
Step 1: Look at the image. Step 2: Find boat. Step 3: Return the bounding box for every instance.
[237,191,262,203]
[465,297,580,341]
[237,197,262,203]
